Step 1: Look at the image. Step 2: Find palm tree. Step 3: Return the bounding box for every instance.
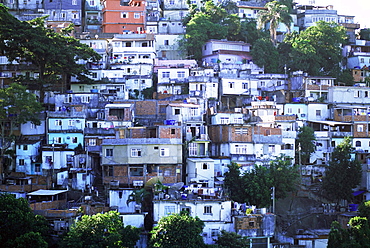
[257,1,292,45]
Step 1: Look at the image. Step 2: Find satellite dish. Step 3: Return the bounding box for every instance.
[170,182,184,190]
[144,176,163,189]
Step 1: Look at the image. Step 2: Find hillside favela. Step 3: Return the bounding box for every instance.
[1,0,370,247]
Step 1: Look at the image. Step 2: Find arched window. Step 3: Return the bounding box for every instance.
[356,141,361,147]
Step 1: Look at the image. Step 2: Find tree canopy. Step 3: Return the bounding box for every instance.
[281,21,347,77]
[257,1,292,45]
[149,212,205,248]
[181,0,241,60]
[321,137,362,203]
[0,4,100,96]
[215,230,250,248]
[60,211,141,248]
[296,126,316,165]
[0,83,43,175]
[225,156,299,208]
[0,193,50,248]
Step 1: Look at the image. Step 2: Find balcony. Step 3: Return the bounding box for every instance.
[331,131,352,138]
[84,127,115,135]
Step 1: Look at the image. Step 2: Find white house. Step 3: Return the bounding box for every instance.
[153,199,233,244]
[186,158,215,188]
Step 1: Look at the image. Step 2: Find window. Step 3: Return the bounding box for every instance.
[242,82,248,89]
[121,12,128,18]
[72,0,77,5]
[64,94,72,103]
[177,71,185,78]
[131,148,142,157]
[229,82,234,88]
[358,124,364,132]
[268,145,275,154]
[164,40,169,45]
[160,148,169,157]
[134,13,140,19]
[190,107,198,116]
[189,143,197,156]
[164,206,175,215]
[164,169,172,176]
[54,137,62,143]
[81,96,90,103]
[60,13,66,18]
[71,137,78,143]
[106,148,113,157]
[220,117,229,124]
[169,0,174,4]
[211,229,219,237]
[89,0,95,5]
[361,58,365,63]
[55,120,62,126]
[35,164,41,173]
[30,123,36,129]
[354,90,360,98]
[366,91,369,98]
[235,145,247,154]
[356,141,361,147]
[72,13,78,19]
[130,167,143,176]
[68,120,75,126]
[107,166,113,176]
[92,72,97,78]
[260,81,265,87]
[287,108,292,114]
[23,145,28,150]
[171,129,176,135]
[174,109,180,115]
[315,110,321,117]
[202,163,209,170]
[233,117,243,124]
[235,128,248,134]
[19,159,25,166]
[89,139,96,146]
[162,71,170,78]
[46,156,52,164]
[204,206,212,214]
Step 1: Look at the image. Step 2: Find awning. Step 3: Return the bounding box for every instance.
[352,190,366,196]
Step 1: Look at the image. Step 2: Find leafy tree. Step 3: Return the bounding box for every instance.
[328,217,370,248]
[60,211,141,248]
[243,165,273,207]
[321,137,362,203]
[359,200,370,220]
[251,37,280,73]
[282,21,347,77]
[257,1,292,45]
[337,69,355,85]
[238,19,267,45]
[181,0,240,60]
[296,126,316,165]
[0,5,100,98]
[225,156,298,208]
[224,163,245,203]
[0,193,50,248]
[359,28,370,41]
[215,230,250,248]
[149,212,205,248]
[268,155,299,199]
[0,83,43,178]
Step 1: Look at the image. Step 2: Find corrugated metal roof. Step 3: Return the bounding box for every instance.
[27,189,68,196]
